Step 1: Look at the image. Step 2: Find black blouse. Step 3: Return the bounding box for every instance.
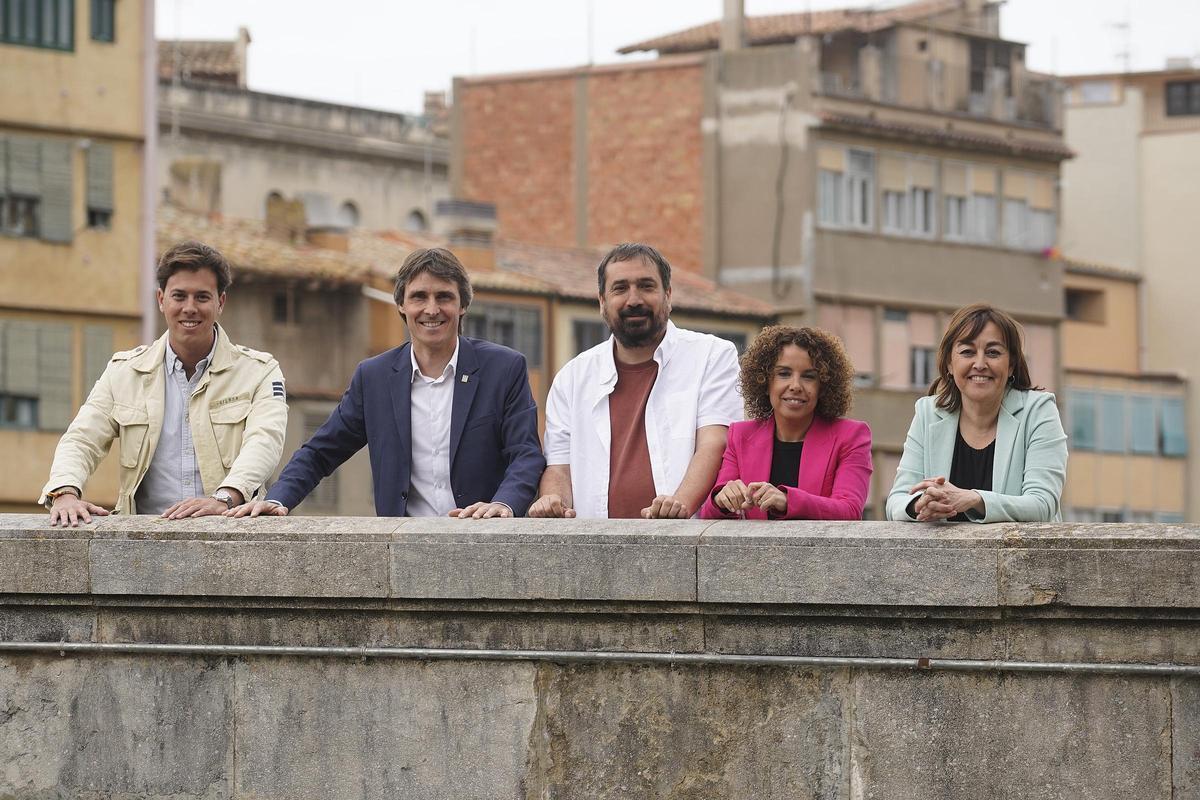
[948,427,995,521]
[769,438,804,488]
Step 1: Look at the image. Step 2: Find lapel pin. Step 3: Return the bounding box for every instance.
[461,374,470,383]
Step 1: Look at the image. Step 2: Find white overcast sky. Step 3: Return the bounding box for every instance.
[156,0,1200,115]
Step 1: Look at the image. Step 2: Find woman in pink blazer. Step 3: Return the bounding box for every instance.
[700,325,873,520]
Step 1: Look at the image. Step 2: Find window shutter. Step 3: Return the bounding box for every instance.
[4,321,40,395]
[40,139,73,243]
[7,137,41,197]
[0,322,6,393]
[37,323,74,430]
[0,138,8,192]
[87,142,114,212]
[84,324,113,395]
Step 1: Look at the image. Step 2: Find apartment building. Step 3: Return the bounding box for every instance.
[1059,260,1188,523]
[1061,65,1198,520]
[1,0,150,512]
[453,0,1069,516]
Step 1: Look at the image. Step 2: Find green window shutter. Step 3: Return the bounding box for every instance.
[0,137,8,192]
[83,324,113,394]
[7,137,41,197]
[37,323,74,430]
[40,139,73,243]
[86,142,113,212]
[4,321,39,395]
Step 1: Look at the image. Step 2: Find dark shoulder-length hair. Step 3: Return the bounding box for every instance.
[740,325,855,421]
[929,303,1037,413]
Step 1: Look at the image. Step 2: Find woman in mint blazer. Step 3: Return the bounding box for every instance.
[886,304,1067,523]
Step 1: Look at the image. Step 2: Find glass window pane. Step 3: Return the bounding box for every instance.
[1069,391,1096,450]
[1161,397,1188,456]
[56,0,70,46]
[1129,396,1157,454]
[1097,394,1126,453]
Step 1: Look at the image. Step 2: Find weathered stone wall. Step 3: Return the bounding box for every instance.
[1,514,1198,798]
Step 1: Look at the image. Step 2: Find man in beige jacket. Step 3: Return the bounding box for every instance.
[42,241,288,526]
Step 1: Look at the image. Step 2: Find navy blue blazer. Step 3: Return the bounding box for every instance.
[267,337,545,516]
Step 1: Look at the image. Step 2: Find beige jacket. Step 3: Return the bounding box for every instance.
[40,326,288,514]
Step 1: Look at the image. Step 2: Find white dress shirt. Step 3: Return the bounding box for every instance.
[133,335,216,514]
[406,340,459,517]
[543,321,742,519]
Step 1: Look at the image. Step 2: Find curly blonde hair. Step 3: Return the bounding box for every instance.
[740,325,855,421]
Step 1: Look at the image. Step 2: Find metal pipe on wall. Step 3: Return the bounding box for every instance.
[3,641,1199,677]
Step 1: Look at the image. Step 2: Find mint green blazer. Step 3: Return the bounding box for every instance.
[885,389,1068,523]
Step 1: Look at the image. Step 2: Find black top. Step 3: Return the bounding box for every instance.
[947,427,995,522]
[769,438,805,488]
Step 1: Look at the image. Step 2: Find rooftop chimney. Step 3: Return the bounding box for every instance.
[720,0,745,52]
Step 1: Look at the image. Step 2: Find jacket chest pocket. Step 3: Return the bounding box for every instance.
[209,401,251,468]
[113,404,150,469]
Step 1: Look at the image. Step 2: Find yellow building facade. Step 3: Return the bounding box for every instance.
[1,0,148,511]
[1060,264,1188,522]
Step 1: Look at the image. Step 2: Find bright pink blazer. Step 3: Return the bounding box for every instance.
[699,415,873,520]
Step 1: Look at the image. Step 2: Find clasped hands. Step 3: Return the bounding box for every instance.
[909,476,983,522]
[713,480,787,517]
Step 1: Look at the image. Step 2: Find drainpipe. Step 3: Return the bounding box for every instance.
[141,0,158,344]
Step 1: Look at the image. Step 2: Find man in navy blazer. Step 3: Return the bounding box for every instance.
[228,248,545,518]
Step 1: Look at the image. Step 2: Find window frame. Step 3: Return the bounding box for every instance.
[0,0,74,51]
[89,0,112,42]
[1165,80,1200,117]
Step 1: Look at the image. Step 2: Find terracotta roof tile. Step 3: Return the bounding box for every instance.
[495,240,775,320]
[619,0,962,55]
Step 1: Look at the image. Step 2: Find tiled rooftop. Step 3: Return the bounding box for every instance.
[158,37,244,85]
[619,0,962,55]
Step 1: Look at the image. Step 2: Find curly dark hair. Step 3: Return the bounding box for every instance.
[740,325,856,421]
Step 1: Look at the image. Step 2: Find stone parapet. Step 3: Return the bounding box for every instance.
[0,514,1198,798]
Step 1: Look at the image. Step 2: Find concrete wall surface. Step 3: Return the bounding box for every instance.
[0,514,1198,798]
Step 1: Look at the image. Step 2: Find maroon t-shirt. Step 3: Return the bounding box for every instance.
[607,357,659,519]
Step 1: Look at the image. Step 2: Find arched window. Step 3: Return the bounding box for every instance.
[337,201,360,228]
[265,191,284,216]
[405,209,428,232]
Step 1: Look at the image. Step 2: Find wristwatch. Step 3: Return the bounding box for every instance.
[211,489,235,510]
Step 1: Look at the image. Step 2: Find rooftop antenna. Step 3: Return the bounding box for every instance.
[1109,6,1132,73]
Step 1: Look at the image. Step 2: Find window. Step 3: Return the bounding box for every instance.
[1161,397,1187,456]
[572,319,608,355]
[0,394,38,429]
[1101,510,1126,523]
[1,136,73,243]
[271,290,299,325]
[86,142,113,229]
[89,0,112,41]
[1165,80,1200,117]
[818,169,843,226]
[464,303,542,367]
[910,346,935,388]
[970,193,997,244]
[0,0,73,49]
[1129,396,1157,455]
[1003,198,1030,249]
[1068,390,1096,451]
[1064,288,1105,323]
[910,186,935,236]
[405,209,428,232]
[1098,394,1126,453]
[882,190,907,233]
[336,201,359,228]
[0,320,72,430]
[846,149,874,230]
[944,194,967,240]
[1029,208,1055,251]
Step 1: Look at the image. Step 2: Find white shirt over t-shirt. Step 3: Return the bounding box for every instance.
[543,321,743,519]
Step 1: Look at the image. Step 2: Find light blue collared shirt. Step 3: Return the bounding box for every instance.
[133,334,216,514]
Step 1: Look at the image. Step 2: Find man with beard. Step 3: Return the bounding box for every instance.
[529,243,741,519]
